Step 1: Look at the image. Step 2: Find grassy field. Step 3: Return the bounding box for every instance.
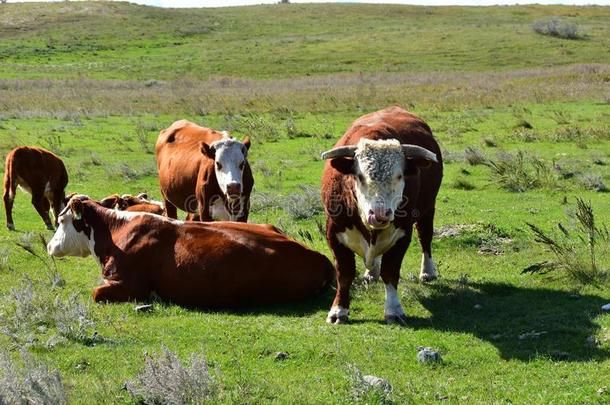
[0,2,609,403]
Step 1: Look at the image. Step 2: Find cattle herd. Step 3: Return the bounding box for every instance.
[3,106,443,324]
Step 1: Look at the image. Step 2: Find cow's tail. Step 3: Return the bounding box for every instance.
[2,151,16,200]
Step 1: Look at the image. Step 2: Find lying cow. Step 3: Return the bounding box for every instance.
[156,120,253,222]
[3,146,68,230]
[320,106,443,325]
[99,193,165,215]
[47,195,333,308]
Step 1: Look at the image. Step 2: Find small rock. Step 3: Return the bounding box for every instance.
[586,335,600,347]
[473,304,482,310]
[135,304,153,313]
[417,346,442,364]
[407,273,418,283]
[362,375,392,394]
[602,303,610,312]
[518,331,547,340]
[598,386,608,396]
[275,352,289,361]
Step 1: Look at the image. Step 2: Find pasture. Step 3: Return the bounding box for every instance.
[0,2,609,403]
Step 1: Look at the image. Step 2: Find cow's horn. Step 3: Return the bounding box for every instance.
[402,145,438,163]
[320,146,357,160]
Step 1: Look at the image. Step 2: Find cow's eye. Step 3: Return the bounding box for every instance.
[216,162,222,170]
[397,174,403,181]
[239,162,245,170]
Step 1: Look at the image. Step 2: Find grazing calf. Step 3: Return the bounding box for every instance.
[320,106,443,324]
[156,120,253,222]
[99,193,165,215]
[47,196,333,308]
[3,146,68,230]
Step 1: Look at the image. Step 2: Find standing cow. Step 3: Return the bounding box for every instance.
[320,106,443,325]
[47,195,333,308]
[156,120,253,222]
[3,146,68,230]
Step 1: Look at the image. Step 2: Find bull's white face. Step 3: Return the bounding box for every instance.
[208,137,250,200]
[352,139,406,230]
[47,206,92,258]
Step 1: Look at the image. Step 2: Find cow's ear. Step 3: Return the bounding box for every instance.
[200,142,215,159]
[71,198,84,220]
[330,157,355,175]
[99,195,119,209]
[242,136,251,151]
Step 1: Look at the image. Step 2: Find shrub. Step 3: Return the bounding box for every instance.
[283,185,323,220]
[348,365,392,404]
[0,351,67,405]
[125,346,220,404]
[532,18,584,40]
[578,173,608,192]
[453,178,475,190]
[464,146,486,166]
[484,150,556,192]
[524,198,610,286]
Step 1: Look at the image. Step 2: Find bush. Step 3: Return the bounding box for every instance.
[283,185,323,220]
[0,351,67,405]
[578,173,608,192]
[532,18,584,40]
[126,346,220,404]
[484,150,556,192]
[524,198,610,286]
[464,146,486,166]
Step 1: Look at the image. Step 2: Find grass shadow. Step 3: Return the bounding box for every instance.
[409,280,609,362]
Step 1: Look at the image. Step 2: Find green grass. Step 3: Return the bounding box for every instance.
[0,2,609,403]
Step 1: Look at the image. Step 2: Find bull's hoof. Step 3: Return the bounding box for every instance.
[385,314,409,326]
[7,223,15,231]
[326,306,349,325]
[419,273,437,283]
[326,314,349,324]
[363,271,379,285]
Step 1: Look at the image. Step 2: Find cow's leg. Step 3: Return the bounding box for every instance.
[32,192,54,230]
[327,233,356,324]
[363,257,381,284]
[50,191,65,227]
[3,183,16,231]
[380,230,412,325]
[416,208,437,282]
[93,280,150,303]
[164,198,178,219]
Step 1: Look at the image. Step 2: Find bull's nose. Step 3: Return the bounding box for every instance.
[369,208,391,223]
[226,183,241,197]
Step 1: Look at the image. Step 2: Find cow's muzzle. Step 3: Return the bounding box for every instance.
[367,208,392,229]
[226,183,242,200]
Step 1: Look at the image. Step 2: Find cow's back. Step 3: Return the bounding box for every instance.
[149,221,333,308]
[155,120,223,212]
[5,146,68,192]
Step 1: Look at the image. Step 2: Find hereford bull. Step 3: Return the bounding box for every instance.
[3,146,69,231]
[99,193,165,215]
[46,195,333,308]
[156,120,253,222]
[320,106,443,325]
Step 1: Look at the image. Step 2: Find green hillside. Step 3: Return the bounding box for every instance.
[0,2,609,79]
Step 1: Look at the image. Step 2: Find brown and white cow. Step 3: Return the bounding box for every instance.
[320,106,443,325]
[47,195,333,308]
[3,146,69,230]
[99,193,165,215]
[156,120,253,222]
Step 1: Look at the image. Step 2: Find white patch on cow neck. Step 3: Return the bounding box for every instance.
[337,224,405,269]
[384,283,406,318]
[210,198,230,221]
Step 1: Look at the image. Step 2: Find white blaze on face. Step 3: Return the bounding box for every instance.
[353,138,406,229]
[211,137,247,199]
[46,207,92,258]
